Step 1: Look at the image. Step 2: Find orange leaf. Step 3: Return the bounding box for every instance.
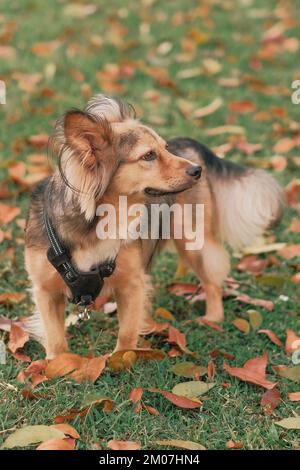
[107,440,141,450]
[143,405,160,416]
[229,100,256,113]
[232,318,250,334]
[0,204,20,225]
[129,387,143,404]
[167,325,187,352]
[223,352,277,389]
[36,438,75,450]
[150,389,201,409]
[27,134,49,148]
[278,244,300,260]
[237,255,268,273]
[71,355,108,383]
[51,424,80,440]
[196,318,223,332]
[207,360,215,380]
[288,391,300,402]
[0,292,26,305]
[261,388,281,415]
[285,329,300,354]
[258,329,282,347]
[235,294,274,312]
[8,324,29,353]
[226,439,243,449]
[273,137,295,154]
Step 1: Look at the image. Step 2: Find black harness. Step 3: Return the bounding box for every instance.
[44,212,116,309]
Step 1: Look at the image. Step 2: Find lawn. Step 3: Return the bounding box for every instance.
[0,0,300,451]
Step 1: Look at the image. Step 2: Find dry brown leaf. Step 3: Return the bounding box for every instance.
[278,244,300,260]
[285,329,300,354]
[261,388,281,415]
[0,204,20,225]
[107,440,141,450]
[150,388,201,409]
[226,439,243,449]
[223,352,277,389]
[232,318,250,334]
[8,324,29,354]
[235,294,274,312]
[288,391,300,401]
[51,424,80,440]
[258,329,282,347]
[36,438,75,450]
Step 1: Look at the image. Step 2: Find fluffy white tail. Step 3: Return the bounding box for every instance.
[213,169,284,250]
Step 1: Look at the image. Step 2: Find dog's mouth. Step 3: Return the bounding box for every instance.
[144,185,192,196]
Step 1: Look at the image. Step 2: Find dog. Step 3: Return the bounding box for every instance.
[24,94,283,359]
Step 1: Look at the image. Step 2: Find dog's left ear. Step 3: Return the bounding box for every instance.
[64,110,113,170]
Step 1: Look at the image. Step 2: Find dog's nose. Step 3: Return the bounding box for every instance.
[186,165,202,180]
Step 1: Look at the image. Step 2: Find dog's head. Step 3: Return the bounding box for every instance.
[53,95,201,220]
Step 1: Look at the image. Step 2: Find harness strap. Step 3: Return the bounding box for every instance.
[44,212,115,306]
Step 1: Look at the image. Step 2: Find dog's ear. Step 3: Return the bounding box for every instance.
[64,110,112,170]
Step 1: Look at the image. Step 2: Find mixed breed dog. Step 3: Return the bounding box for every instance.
[24,95,284,359]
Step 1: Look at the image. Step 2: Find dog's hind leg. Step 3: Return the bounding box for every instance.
[174,238,230,322]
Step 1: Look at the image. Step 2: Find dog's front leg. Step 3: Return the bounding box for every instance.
[33,287,67,359]
[111,243,151,352]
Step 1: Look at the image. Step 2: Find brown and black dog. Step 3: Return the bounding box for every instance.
[25,95,283,358]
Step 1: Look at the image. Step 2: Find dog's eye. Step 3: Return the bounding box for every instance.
[141,151,157,161]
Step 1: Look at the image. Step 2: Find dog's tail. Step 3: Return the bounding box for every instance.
[167,138,284,250]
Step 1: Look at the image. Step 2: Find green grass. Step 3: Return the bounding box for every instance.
[0,0,300,450]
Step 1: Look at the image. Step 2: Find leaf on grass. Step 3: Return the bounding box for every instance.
[237,255,268,274]
[248,310,263,330]
[168,282,199,296]
[172,381,215,399]
[275,418,300,430]
[0,203,20,225]
[226,440,243,449]
[81,393,115,413]
[0,292,26,305]
[155,439,206,450]
[285,329,300,354]
[278,244,300,260]
[232,318,250,334]
[150,389,201,409]
[258,329,282,347]
[235,294,274,312]
[1,425,65,449]
[129,387,143,404]
[45,353,107,383]
[51,424,80,440]
[256,274,288,288]
[193,97,223,118]
[261,388,281,415]
[154,307,175,322]
[167,325,192,354]
[275,365,300,383]
[143,405,160,416]
[288,392,300,402]
[107,440,141,450]
[36,438,75,450]
[223,352,277,389]
[8,324,29,353]
[196,318,223,332]
[171,361,207,378]
[108,349,165,372]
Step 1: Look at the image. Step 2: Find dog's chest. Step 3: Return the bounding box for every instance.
[72,239,122,272]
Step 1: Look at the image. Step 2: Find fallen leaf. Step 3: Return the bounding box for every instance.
[285,329,300,354]
[288,218,300,233]
[155,439,206,450]
[223,352,277,389]
[171,361,207,378]
[1,425,64,449]
[258,329,282,347]
[36,438,75,450]
[248,310,263,330]
[261,388,281,415]
[276,365,300,383]
[229,100,256,113]
[167,325,191,354]
[275,417,300,430]
[172,381,215,399]
[235,294,274,312]
[27,134,49,148]
[0,203,20,225]
[232,318,250,334]
[193,97,223,118]
[278,244,300,260]
[51,424,80,440]
[288,392,300,401]
[8,324,29,353]
[273,138,295,154]
[45,353,107,383]
[237,255,268,274]
[150,389,201,409]
[168,282,199,296]
[107,440,141,450]
[0,292,26,305]
[196,318,224,332]
[63,3,97,17]
[129,387,143,404]
[226,440,243,449]
[154,307,175,322]
[81,393,115,413]
[143,405,160,416]
[205,125,245,136]
[108,349,165,372]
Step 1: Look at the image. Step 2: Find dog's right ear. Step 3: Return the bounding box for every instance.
[63,110,112,170]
